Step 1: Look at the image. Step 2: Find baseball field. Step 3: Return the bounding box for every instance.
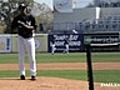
[0,52,120,90]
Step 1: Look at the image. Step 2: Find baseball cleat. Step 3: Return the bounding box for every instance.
[20,75,25,80]
[31,76,36,81]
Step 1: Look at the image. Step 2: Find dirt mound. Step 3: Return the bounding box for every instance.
[0,77,119,90]
[0,77,88,90]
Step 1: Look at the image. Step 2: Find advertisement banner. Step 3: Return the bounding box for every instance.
[0,35,11,53]
[54,0,73,13]
[84,33,120,51]
[48,34,84,52]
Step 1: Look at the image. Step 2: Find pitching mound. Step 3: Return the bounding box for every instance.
[0,77,119,90]
[0,77,88,90]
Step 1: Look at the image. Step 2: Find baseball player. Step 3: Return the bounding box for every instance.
[63,37,69,53]
[50,36,56,55]
[11,4,37,80]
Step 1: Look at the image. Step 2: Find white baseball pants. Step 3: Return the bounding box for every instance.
[64,44,69,53]
[18,36,36,76]
[51,44,56,54]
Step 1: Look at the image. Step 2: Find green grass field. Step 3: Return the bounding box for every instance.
[0,70,120,83]
[0,53,86,63]
[0,52,120,83]
[0,52,120,63]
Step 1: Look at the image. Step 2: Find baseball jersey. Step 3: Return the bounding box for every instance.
[65,39,69,45]
[11,14,37,38]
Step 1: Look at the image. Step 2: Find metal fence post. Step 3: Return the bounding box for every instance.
[86,44,94,90]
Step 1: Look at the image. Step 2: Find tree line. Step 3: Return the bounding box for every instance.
[0,0,53,34]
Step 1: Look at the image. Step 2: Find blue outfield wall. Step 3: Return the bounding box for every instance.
[48,34,84,52]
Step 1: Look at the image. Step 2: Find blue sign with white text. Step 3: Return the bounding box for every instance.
[48,34,84,52]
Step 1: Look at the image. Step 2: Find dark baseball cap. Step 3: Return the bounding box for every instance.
[18,4,27,11]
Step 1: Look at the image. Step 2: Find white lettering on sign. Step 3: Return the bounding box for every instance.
[69,35,79,40]
[69,41,81,46]
[55,41,64,46]
[54,35,68,40]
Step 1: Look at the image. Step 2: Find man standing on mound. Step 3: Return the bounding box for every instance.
[11,4,37,80]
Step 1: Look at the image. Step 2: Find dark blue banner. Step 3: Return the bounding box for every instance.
[84,33,120,51]
[48,34,84,52]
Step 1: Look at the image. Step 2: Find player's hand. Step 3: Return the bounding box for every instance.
[24,24,34,29]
